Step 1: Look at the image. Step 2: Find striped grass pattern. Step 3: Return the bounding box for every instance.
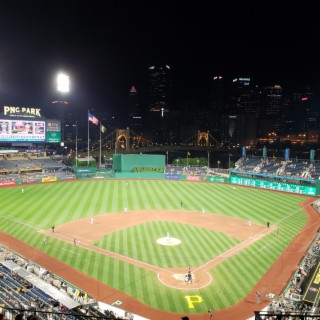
[0,180,308,314]
[98,221,241,268]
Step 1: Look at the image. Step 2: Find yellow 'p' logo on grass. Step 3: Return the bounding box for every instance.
[185,295,204,308]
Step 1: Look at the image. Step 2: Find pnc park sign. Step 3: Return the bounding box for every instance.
[3,106,42,117]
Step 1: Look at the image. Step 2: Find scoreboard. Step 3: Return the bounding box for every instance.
[230,176,316,196]
[0,106,61,143]
[0,119,45,142]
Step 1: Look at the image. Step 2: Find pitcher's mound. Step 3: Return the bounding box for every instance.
[157,237,181,246]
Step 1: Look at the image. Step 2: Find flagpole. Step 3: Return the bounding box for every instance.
[87,110,89,166]
[75,121,78,168]
[99,123,102,168]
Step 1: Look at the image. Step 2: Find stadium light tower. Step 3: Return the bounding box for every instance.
[57,73,70,93]
[56,73,70,144]
[73,121,78,167]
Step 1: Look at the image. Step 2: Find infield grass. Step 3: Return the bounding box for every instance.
[0,180,309,314]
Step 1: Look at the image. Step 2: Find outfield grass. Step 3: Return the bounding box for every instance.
[0,180,308,314]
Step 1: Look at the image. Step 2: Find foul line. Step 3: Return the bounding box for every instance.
[60,248,80,255]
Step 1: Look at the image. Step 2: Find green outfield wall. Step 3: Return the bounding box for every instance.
[114,172,165,179]
[113,154,165,172]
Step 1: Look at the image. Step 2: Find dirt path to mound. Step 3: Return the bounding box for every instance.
[1,198,319,320]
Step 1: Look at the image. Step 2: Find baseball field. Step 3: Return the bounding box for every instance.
[0,179,313,318]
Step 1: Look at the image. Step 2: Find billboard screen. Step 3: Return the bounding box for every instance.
[46,120,61,143]
[0,119,45,142]
[0,118,61,143]
[230,175,316,196]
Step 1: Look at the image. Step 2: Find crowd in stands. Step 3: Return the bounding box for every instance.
[0,155,76,184]
[0,245,128,319]
[0,158,65,173]
[234,156,320,180]
[259,231,320,318]
[164,165,228,176]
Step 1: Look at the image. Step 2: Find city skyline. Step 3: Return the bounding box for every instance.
[0,0,319,123]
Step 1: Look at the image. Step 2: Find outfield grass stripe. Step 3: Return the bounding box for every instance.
[129,181,142,210]
[155,182,178,210]
[121,181,131,211]
[162,182,192,211]
[90,182,105,213]
[221,263,244,299]
[132,266,146,299]
[154,181,176,210]
[113,258,123,289]
[144,180,166,210]
[142,223,154,263]
[162,181,184,210]
[106,256,115,286]
[150,222,166,266]
[154,222,171,267]
[135,181,146,210]
[111,181,120,212]
[227,260,251,294]
[214,266,238,307]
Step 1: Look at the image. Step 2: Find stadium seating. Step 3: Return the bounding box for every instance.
[0,245,130,319]
[259,231,320,317]
[233,157,316,181]
[235,157,262,172]
[310,163,320,179]
[164,165,185,174]
[259,159,283,174]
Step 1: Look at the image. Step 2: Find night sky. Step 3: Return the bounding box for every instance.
[0,0,319,124]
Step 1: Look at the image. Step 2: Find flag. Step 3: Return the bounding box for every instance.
[88,113,99,125]
[101,124,106,133]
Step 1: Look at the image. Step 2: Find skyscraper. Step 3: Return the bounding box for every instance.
[148,65,173,142]
[148,65,172,117]
[258,84,283,137]
[210,75,228,141]
[219,77,259,146]
[128,85,142,133]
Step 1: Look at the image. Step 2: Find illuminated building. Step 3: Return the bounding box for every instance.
[128,85,142,133]
[148,65,173,142]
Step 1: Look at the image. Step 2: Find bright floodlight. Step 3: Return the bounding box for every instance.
[57,73,70,93]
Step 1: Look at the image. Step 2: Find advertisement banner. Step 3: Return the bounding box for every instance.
[46,131,61,143]
[207,176,228,183]
[41,177,57,183]
[46,120,61,143]
[165,174,180,180]
[76,169,94,173]
[0,180,16,187]
[230,175,316,196]
[186,176,201,182]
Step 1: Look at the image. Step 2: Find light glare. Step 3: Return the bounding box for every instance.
[57,74,69,93]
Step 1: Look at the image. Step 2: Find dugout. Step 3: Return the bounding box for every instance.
[113,154,165,178]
